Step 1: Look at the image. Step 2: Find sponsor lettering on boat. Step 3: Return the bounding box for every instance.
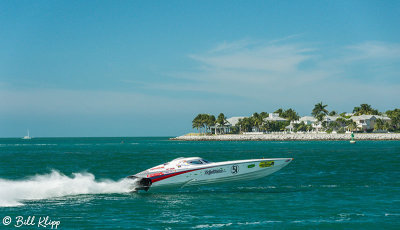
[248,164,255,168]
[147,172,164,178]
[259,161,274,168]
[204,168,225,175]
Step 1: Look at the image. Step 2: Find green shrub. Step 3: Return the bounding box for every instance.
[337,127,345,134]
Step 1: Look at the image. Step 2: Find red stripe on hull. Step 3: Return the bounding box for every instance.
[151,168,206,183]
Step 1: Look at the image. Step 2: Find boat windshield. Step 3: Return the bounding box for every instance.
[189,160,203,165]
[188,159,211,164]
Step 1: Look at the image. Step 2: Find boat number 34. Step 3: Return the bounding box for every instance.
[231,165,239,174]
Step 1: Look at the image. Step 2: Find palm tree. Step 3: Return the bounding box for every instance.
[260,112,269,119]
[204,114,215,134]
[335,117,348,129]
[347,121,357,132]
[274,108,283,116]
[374,118,385,131]
[386,109,400,130]
[354,104,379,115]
[192,114,215,134]
[383,122,391,131]
[237,117,253,133]
[252,113,263,132]
[281,108,300,122]
[316,113,325,122]
[312,102,328,117]
[353,106,361,114]
[192,114,202,133]
[329,121,341,131]
[216,113,228,134]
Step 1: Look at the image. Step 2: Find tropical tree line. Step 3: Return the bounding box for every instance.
[312,102,400,132]
[384,108,400,131]
[192,103,400,134]
[192,113,230,134]
[192,109,299,134]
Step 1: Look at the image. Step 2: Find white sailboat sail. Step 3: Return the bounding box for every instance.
[22,129,32,139]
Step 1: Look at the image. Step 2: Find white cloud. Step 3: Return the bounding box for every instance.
[209,39,253,53]
[191,44,314,73]
[346,41,400,60]
[145,39,400,113]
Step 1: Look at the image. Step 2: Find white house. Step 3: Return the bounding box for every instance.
[290,116,321,132]
[285,124,294,132]
[350,115,391,131]
[210,116,247,134]
[264,113,287,122]
[226,116,247,127]
[294,116,318,125]
[325,115,340,122]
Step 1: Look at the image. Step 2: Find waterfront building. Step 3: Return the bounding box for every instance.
[264,113,287,122]
[210,116,246,134]
[350,115,391,132]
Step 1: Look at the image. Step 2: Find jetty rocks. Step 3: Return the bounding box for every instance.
[171,133,400,141]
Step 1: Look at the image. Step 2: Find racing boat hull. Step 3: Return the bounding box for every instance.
[128,157,292,191]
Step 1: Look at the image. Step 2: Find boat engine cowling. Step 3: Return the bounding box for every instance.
[127,176,152,191]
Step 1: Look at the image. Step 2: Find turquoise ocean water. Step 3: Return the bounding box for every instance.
[0,137,399,229]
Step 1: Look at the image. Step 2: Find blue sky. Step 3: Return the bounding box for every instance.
[1,0,399,137]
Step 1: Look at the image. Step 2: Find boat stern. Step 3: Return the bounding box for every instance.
[126,175,152,191]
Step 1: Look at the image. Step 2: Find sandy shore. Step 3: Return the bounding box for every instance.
[170,133,400,141]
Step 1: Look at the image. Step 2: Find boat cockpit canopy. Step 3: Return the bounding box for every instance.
[166,157,211,166]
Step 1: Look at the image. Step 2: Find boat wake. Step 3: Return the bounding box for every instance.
[0,170,135,207]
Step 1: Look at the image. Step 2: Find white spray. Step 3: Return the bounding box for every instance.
[0,170,136,207]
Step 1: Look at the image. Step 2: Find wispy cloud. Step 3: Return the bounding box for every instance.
[346,41,400,60]
[191,43,315,73]
[143,38,400,113]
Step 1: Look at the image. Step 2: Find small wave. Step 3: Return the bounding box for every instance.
[34,144,58,146]
[237,186,277,190]
[338,213,365,218]
[192,223,233,229]
[321,184,338,188]
[0,144,58,147]
[237,184,342,190]
[385,213,400,216]
[238,220,282,225]
[193,220,282,228]
[0,170,135,207]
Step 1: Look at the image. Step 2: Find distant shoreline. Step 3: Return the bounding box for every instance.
[170,133,400,141]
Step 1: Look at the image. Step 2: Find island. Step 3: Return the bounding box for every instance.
[171,103,400,141]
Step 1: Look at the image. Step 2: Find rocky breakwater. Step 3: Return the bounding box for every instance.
[170,133,400,141]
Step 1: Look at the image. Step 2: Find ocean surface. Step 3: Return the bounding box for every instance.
[0,137,399,229]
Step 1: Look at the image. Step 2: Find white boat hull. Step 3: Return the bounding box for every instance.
[129,158,292,191]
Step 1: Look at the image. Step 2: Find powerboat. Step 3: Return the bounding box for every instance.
[128,157,293,191]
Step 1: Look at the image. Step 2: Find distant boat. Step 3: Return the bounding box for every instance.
[22,129,32,140]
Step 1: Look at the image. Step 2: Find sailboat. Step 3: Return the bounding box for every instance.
[22,129,32,140]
